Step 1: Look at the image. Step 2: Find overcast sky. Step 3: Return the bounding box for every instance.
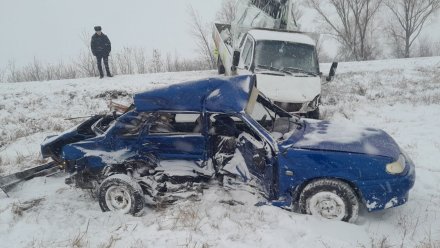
[0,0,221,68]
[1,0,439,69]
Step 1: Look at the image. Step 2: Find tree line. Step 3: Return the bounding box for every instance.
[1,0,439,83]
[307,0,440,60]
[1,47,214,83]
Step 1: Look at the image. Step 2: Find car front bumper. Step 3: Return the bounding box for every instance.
[358,156,416,212]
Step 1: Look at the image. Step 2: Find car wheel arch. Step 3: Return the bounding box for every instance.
[104,156,159,176]
[291,177,364,206]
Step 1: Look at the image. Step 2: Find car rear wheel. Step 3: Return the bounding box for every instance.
[298,179,359,223]
[98,174,144,215]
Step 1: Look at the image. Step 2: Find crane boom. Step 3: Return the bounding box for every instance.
[233,0,299,31]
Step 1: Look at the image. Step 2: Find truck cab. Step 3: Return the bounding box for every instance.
[236,29,322,117]
[213,0,339,119]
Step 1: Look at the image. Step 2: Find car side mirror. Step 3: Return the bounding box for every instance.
[232,51,240,72]
[326,62,338,82]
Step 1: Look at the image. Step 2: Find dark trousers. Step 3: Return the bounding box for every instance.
[96,55,111,77]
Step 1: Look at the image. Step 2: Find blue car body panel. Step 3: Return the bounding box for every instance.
[41,75,415,212]
[273,148,415,210]
[133,75,254,113]
[140,134,206,161]
[40,115,101,160]
[282,120,401,160]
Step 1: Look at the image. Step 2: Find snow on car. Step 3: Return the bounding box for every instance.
[40,75,415,222]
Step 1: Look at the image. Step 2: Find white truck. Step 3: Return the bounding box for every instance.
[213,0,337,119]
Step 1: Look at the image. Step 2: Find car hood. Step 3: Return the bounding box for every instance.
[281,119,401,160]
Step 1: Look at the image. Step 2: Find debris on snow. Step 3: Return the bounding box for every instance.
[11,197,45,217]
[95,90,130,99]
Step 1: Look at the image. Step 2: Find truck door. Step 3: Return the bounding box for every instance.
[239,36,255,73]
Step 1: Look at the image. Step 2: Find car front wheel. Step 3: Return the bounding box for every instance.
[98,174,144,215]
[298,179,359,223]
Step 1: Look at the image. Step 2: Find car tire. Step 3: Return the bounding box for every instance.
[218,57,226,74]
[306,107,320,119]
[98,174,144,215]
[298,179,359,223]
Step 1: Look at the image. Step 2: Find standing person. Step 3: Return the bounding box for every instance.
[91,26,112,78]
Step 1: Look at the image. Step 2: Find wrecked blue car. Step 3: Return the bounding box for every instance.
[41,75,415,222]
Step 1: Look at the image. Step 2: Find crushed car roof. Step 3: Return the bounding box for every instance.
[133,75,256,113]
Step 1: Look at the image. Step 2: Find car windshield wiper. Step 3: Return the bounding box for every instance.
[255,64,293,75]
[282,67,318,76]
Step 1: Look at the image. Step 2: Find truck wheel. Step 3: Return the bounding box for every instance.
[306,107,320,119]
[218,57,226,74]
[98,174,144,215]
[298,179,359,223]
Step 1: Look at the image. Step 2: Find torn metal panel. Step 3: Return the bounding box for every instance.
[0,162,58,194]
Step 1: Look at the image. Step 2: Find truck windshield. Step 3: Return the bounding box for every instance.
[254,41,319,76]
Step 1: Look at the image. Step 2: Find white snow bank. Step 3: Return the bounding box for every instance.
[1,56,440,247]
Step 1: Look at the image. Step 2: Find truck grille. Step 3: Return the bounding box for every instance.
[274,101,304,113]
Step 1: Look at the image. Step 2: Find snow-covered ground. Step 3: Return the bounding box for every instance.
[1,57,440,247]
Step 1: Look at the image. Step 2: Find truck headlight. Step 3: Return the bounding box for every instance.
[308,95,321,109]
[386,155,405,174]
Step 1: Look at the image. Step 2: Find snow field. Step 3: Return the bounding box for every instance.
[1,57,440,247]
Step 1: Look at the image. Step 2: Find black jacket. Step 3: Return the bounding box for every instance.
[91,33,111,56]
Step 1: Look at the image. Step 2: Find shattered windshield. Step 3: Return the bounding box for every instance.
[247,94,301,140]
[254,41,319,76]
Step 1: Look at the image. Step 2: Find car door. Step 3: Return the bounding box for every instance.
[140,113,207,162]
[236,119,275,198]
[106,111,153,158]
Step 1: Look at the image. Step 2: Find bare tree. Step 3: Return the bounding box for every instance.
[58,62,77,79]
[173,52,184,72]
[385,0,440,58]
[217,0,237,24]
[44,61,77,81]
[313,36,333,62]
[0,67,5,83]
[415,36,440,57]
[291,0,304,29]
[109,58,119,76]
[165,53,174,72]
[115,47,135,75]
[134,47,148,74]
[25,57,44,81]
[76,31,98,77]
[307,0,383,61]
[150,49,164,73]
[7,60,22,82]
[350,0,383,59]
[187,5,216,69]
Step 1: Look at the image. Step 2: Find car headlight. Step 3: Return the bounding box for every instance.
[386,155,405,174]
